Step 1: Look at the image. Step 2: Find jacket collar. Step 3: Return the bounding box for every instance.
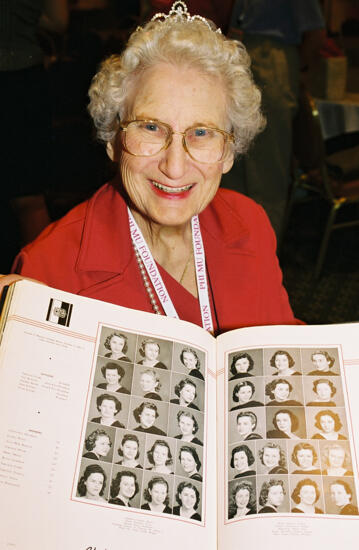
[76,183,252,274]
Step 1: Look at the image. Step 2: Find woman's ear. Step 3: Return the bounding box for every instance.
[222,150,234,174]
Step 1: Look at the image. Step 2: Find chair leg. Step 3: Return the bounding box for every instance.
[313,205,338,279]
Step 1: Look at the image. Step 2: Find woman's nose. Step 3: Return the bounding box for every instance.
[158,135,187,179]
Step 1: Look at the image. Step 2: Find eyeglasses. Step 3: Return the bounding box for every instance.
[119,119,234,164]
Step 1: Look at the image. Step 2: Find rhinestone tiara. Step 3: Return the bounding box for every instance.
[138,1,222,34]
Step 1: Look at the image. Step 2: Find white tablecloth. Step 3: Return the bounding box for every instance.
[315,93,359,139]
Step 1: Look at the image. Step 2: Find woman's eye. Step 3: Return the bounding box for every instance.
[144,123,159,132]
[193,128,208,137]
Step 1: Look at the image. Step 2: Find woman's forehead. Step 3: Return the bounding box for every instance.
[126,63,227,128]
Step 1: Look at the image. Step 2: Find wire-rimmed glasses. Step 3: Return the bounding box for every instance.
[119,119,234,164]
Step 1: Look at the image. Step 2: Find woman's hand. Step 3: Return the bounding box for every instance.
[0,274,45,296]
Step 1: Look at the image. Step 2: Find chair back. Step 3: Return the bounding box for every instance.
[292,87,336,201]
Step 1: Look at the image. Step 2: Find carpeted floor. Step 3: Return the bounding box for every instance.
[280,199,359,324]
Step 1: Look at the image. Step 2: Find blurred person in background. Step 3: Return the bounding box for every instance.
[226,0,325,239]
[0,0,68,246]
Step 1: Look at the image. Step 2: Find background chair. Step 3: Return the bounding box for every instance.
[285,87,359,278]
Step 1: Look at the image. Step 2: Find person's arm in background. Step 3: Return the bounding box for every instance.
[300,27,326,74]
[40,0,69,33]
[295,0,326,82]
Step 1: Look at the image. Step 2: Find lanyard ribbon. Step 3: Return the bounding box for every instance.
[128,208,214,333]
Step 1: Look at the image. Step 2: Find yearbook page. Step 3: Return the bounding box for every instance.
[216,323,359,550]
[0,281,217,550]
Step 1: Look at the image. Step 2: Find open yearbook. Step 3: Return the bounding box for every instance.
[0,280,359,550]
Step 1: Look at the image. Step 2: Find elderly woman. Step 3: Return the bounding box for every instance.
[116,433,142,468]
[179,445,202,480]
[171,378,199,409]
[267,409,301,440]
[230,444,256,478]
[291,442,321,474]
[83,429,112,460]
[103,332,131,362]
[258,479,285,514]
[174,410,203,446]
[229,352,255,380]
[173,481,201,521]
[270,350,301,376]
[147,440,173,474]
[5,1,297,336]
[265,378,302,406]
[258,442,287,474]
[141,476,172,514]
[97,362,130,394]
[308,350,338,376]
[180,348,204,380]
[77,464,107,501]
[133,401,166,435]
[236,411,262,441]
[312,410,347,441]
[91,393,125,428]
[322,444,353,476]
[307,379,337,406]
[109,470,139,507]
[228,480,256,518]
[291,479,323,514]
[330,480,359,515]
[138,339,167,369]
[140,369,162,400]
[230,380,263,410]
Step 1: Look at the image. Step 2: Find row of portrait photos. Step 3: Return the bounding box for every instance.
[228,347,341,378]
[97,326,206,378]
[77,445,203,522]
[228,473,358,519]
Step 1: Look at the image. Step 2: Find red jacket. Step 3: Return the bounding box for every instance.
[13,183,297,333]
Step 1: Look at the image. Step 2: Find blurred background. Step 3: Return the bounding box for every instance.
[1,0,358,324]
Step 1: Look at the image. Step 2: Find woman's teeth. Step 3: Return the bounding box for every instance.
[152,181,192,193]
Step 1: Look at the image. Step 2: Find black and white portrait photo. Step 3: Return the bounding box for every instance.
[90,390,130,429]
[302,348,340,376]
[265,348,302,376]
[229,379,264,411]
[170,374,204,411]
[266,407,306,440]
[145,437,175,474]
[77,460,111,502]
[98,327,136,363]
[177,444,203,481]
[168,407,204,446]
[141,474,174,514]
[108,467,142,508]
[257,441,288,474]
[228,349,263,380]
[83,425,115,462]
[94,357,133,395]
[229,443,256,479]
[173,344,206,380]
[130,399,168,435]
[290,478,324,514]
[228,478,257,519]
[289,441,321,474]
[114,431,145,468]
[136,337,172,369]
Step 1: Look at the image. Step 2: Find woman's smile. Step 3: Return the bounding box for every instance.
[150,179,194,196]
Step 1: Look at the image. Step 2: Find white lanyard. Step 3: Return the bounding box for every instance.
[128,208,214,333]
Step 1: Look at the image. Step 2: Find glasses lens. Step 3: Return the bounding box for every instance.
[124,121,168,156]
[185,127,226,163]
